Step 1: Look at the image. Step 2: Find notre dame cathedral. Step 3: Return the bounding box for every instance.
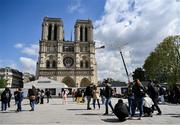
[36,17,97,87]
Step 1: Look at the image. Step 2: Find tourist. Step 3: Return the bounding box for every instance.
[147,80,162,115]
[127,82,134,115]
[114,99,129,121]
[100,88,105,105]
[16,88,24,112]
[143,94,154,117]
[131,79,145,120]
[6,88,12,108]
[103,80,114,115]
[45,89,51,103]
[28,87,36,111]
[40,89,45,104]
[85,85,93,109]
[61,88,68,104]
[92,85,100,109]
[1,88,10,112]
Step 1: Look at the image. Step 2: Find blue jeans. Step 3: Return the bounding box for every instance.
[86,96,91,109]
[101,96,105,104]
[17,101,22,111]
[105,98,114,114]
[30,100,35,110]
[128,96,134,115]
[1,100,7,111]
[131,97,144,117]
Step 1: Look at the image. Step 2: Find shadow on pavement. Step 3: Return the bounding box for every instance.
[67,108,86,111]
[164,113,180,118]
[76,113,102,116]
[102,118,126,123]
[0,109,30,113]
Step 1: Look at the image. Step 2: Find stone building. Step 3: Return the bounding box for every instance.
[23,72,35,84]
[36,17,97,87]
[0,67,23,88]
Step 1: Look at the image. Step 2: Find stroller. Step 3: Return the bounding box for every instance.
[143,94,154,117]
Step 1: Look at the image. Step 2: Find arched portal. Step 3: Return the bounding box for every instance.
[62,76,75,87]
[80,78,91,87]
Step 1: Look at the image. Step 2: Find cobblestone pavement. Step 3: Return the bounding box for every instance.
[0,98,180,125]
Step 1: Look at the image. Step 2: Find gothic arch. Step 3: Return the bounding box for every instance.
[62,76,75,87]
[46,60,50,68]
[80,78,91,87]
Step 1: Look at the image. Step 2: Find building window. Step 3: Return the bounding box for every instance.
[85,27,88,41]
[63,46,74,52]
[80,26,83,41]
[52,60,56,68]
[80,61,83,68]
[85,61,89,68]
[46,60,50,68]
[54,25,57,40]
[48,24,52,40]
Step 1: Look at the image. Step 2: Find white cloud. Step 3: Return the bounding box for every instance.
[19,57,36,74]
[68,0,84,13]
[94,0,180,82]
[0,60,17,69]
[14,43,39,56]
[22,44,39,56]
[14,43,24,48]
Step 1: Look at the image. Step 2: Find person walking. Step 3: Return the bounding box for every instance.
[147,81,162,115]
[103,80,114,115]
[92,85,100,109]
[100,88,105,105]
[28,87,36,111]
[1,88,10,112]
[127,82,134,115]
[61,88,68,104]
[45,89,51,103]
[16,88,24,112]
[40,89,45,104]
[6,88,12,108]
[85,85,93,109]
[131,79,145,120]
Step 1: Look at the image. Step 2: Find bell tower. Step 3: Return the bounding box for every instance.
[37,17,64,79]
[74,20,97,86]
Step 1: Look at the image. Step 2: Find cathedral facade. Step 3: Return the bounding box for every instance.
[36,17,97,87]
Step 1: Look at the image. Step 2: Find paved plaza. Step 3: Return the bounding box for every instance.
[0,98,180,125]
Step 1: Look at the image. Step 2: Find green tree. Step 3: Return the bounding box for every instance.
[0,78,7,88]
[132,67,146,82]
[143,36,180,86]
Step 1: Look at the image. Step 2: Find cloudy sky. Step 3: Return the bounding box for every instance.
[0,0,180,82]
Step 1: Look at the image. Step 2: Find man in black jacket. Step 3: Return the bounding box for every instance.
[103,80,114,115]
[114,99,129,121]
[147,81,162,115]
[85,85,93,110]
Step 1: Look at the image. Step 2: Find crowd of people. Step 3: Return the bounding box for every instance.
[0,79,180,121]
[0,86,52,112]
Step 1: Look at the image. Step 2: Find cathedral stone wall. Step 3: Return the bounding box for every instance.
[36,17,98,87]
